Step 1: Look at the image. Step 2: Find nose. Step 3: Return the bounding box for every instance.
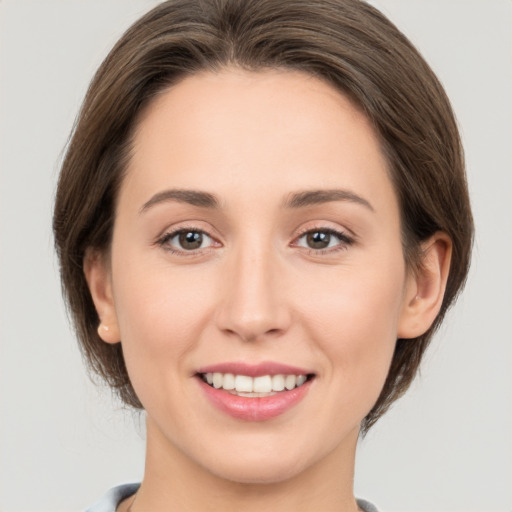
[215,243,291,343]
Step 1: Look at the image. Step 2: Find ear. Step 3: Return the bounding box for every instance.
[398,232,452,339]
[83,248,120,344]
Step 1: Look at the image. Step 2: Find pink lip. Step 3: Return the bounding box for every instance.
[195,361,314,422]
[196,361,312,377]
[197,378,312,421]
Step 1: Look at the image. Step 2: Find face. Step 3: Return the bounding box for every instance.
[90,68,422,484]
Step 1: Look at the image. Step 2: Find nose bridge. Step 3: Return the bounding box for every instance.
[216,235,289,341]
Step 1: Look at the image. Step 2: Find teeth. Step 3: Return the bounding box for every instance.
[202,372,309,393]
[285,375,296,390]
[222,373,235,390]
[296,374,307,386]
[235,375,253,392]
[272,374,285,391]
[253,375,272,393]
[212,372,223,389]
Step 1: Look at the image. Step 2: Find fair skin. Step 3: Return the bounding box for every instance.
[85,68,451,512]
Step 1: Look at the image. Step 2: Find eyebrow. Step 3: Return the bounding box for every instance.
[283,189,374,211]
[139,187,374,214]
[140,189,219,213]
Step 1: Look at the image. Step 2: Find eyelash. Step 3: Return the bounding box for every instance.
[156,227,217,257]
[156,226,354,256]
[293,227,354,255]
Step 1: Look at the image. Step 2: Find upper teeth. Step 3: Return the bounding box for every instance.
[203,373,307,393]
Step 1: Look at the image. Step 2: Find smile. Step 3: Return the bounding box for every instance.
[200,372,310,397]
[196,363,315,421]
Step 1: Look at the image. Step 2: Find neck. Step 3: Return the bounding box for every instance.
[125,416,361,512]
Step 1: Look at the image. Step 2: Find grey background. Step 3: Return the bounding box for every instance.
[1,1,511,511]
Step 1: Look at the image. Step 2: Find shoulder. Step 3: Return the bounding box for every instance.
[85,483,140,512]
[85,485,377,512]
[357,498,380,512]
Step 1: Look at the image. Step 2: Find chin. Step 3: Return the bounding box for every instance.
[207,457,309,485]
[192,437,324,486]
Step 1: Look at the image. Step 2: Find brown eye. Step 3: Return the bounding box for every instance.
[161,229,214,252]
[178,231,203,250]
[306,231,331,249]
[295,228,351,252]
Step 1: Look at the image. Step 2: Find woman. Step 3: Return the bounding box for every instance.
[53,0,473,510]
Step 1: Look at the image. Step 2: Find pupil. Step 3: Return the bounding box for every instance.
[307,231,330,249]
[179,231,202,249]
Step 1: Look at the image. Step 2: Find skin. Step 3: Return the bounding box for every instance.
[85,68,451,511]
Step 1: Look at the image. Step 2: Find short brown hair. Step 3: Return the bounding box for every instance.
[53,0,474,433]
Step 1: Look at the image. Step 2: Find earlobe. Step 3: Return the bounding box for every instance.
[83,248,121,344]
[398,232,452,339]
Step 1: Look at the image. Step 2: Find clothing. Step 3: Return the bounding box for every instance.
[86,483,379,512]
[86,484,140,512]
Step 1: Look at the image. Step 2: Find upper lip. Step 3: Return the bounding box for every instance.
[196,361,314,377]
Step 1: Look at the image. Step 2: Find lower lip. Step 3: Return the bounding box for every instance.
[197,377,313,421]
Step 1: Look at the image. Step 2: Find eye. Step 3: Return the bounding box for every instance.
[295,228,351,251]
[160,229,215,252]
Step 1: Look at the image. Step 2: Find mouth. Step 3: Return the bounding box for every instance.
[198,372,315,397]
[195,364,316,421]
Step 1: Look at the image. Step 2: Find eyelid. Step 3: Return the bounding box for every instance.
[155,223,222,255]
[291,223,355,253]
[293,221,355,240]
[153,221,355,256]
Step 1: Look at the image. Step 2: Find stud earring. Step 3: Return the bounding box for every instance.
[98,324,110,336]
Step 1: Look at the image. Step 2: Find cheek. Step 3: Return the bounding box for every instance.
[296,260,405,399]
[110,257,218,389]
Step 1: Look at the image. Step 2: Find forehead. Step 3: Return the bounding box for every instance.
[122,67,396,216]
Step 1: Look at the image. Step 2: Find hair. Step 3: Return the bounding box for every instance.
[53,0,473,433]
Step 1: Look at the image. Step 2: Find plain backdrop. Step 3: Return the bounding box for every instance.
[0,1,511,511]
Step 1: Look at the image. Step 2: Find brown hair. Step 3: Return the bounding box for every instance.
[53,0,473,433]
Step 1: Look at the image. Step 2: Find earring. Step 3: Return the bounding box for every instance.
[98,324,109,336]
